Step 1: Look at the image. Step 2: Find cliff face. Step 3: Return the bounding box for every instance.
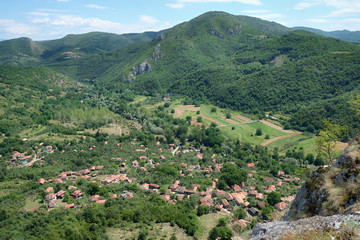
[251,138,360,239]
[284,138,360,221]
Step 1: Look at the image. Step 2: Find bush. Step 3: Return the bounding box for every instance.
[265,134,270,139]
[226,113,231,119]
[211,107,217,113]
[234,208,246,219]
[267,191,281,206]
[255,128,262,136]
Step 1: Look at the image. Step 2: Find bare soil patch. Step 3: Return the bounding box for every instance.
[200,113,225,126]
[335,141,348,151]
[232,115,252,123]
[260,120,293,133]
[222,117,240,125]
[173,105,200,118]
[261,132,302,146]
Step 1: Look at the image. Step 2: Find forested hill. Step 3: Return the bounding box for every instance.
[1,11,360,132]
[293,27,360,44]
[0,31,161,66]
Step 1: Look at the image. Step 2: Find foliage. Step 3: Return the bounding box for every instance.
[315,120,348,163]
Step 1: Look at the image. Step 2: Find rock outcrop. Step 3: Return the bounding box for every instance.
[250,138,360,239]
[251,213,360,240]
[127,60,152,82]
[284,138,360,221]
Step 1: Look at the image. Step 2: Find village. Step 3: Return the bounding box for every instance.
[9,138,302,230]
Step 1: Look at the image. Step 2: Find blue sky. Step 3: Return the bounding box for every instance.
[1,0,360,40]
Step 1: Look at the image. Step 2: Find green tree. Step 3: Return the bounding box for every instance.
[315,120,348,163]
[211,107,217,113]
[234,208,246,219]
[267,191,281,206]
[255,128,262,136]
[261,205,274,220]
[208,227,233,240]
[226,113,231,119]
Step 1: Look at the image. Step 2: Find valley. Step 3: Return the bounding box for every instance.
[0,11,359,240]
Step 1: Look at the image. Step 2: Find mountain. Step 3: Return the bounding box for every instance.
[294,27,360,44]
[0,11,360,133]
[0,31,162,67]
[0,37,44,65]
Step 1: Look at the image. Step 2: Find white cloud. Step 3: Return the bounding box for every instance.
[306,18,327,23]
[85,4,109,10]
[166,3,185,8]
[294,2,318,10]
[166,0,262,8]
[180,0,262,5]
[57,0,69,2]
[140,15,159,24]
[0,19,39,38]
[242,10,269,14]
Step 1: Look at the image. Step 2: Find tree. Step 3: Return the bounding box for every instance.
[315,120,348,163]
[226,113,231,119]
[261,205,273,220]
[255,128,262,136]
[197,116,202,123]
[211,107,217,113]
[208,227,233,240]
[234,208,246,219]
[186,116,192,124]
[267,191,281,206]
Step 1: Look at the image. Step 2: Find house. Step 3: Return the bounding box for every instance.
[215,204,223,211]
[140,167,147,171]
[248,207,259,216]
[247,163,255,167]
[132,160,139,167]
[67,186,77,190]
[149,183,160,189]
[54,178,63,184]
[159,155,166,160]
[110,194,117,199]
[121,192,133,199]
[46,193,57,201]
[139,183,149,190]
[278,170,285,177]
[234,220,247,228]
[71,190,82,199]
[221,199,230,208]
[121,162,126,168]
[256,193,264,200]
[170,180,180,191]
[83,169,91,175]
[48,199,56,208]
[96,200,106,204]
[194,164,201,170]
[277,181,283,187]
[120,175,131,183]
[214,189,226,197]
[264,177,274,183]
[104,174,121,183]
[91,195,101,202]
[161,195,171,201]
[38,178,46,185]
[231,192,247,205]
[45,187,53,193]
[12,151,22,159]
[200,194,212,204]
[196,153,203,160]
[56,190,66,199]
[176,187,185,194]
[90,166,96,171]
[265,185,276,193]
[257,201,266,209]
[64,203,75,209]
[275,202,288,211]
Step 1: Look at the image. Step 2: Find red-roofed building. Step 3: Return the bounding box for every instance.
[71,190,82,199]
[96,200,106,204]
[38,178,46,185]
[48,199,56,208]
[221,199,230,208]
[64,203,75,209]
[275,202,288,211]
[56,190,66,199]
[235,220,247,228]
[45,187,53,193]
[91,195,100,202]
[110,194,117,199]
[247,163,255,167]
[46,193,57,201]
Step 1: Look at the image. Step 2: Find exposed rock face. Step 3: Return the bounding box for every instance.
[152,44,164,61]
[284,138,360,221]
[127,60,152,82]
[251,213,360,240]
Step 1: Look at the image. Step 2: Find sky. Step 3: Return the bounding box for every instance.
[1,0,360,40]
